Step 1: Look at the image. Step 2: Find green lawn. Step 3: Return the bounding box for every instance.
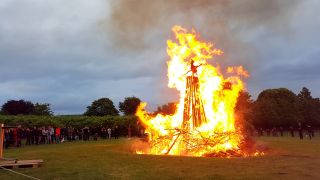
[1,136,320,180]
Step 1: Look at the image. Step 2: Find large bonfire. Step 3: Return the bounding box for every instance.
[136,25,256,157]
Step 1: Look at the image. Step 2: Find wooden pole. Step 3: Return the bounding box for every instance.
[0,124,4,159]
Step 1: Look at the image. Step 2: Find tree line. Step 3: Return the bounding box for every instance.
[1,87,319,129]
[0,97,142,116]
[236,87,320,129]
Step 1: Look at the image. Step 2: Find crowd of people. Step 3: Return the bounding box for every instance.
[2,125,125,149]
[256,123,317,140]
[2,123,318,149]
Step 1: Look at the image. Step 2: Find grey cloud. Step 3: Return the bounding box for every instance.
[0,0,320,114]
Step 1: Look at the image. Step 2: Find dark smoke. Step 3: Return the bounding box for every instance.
[105,0,302,102]
[107,0,301,70]
[109,1,299,43]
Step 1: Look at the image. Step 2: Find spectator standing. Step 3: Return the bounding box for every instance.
[26,128,31,145]
[49,126,55,144]
[67,127,73,141]
[63,127,68,142]
[279,127,284,136]
[79,128,82,140]
[83,126,90,141]
[101,127,107,139]
[266,128,270,136]
[16,126,22,147]
[31,127,36,144]
[9,129,14,147]
[55,127,61,143]
[107,127,112,139]
[298,122,303,139]
[115,126,120,139]
[271,127,277,136]
[93,127,98,141]
[46,127,51,144]
[4,129,10,148]
[41,127,47,144]
[74,128,79,140]
[307,125,312,140]
[289,126,294,137]
[37,127,42,144]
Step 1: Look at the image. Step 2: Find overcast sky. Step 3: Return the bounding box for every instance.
[0,0,319,114]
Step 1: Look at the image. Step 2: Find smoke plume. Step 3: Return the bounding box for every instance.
[107,0,301,70]
[109,1,299,44]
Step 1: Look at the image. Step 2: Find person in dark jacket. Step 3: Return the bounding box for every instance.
[298,122,303,140]
[114,125,119,139]
[307,125,312,140]
[289,126,294,137]
[16,126,22,147]
[83,126,90,141]
[25,128,32,145]
[4,129,10,148]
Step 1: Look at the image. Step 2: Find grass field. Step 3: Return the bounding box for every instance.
[1,136,320,180]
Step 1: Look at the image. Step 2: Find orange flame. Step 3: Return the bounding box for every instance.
[136,26,250,157]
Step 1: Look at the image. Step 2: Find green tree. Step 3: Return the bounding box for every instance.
[33,103,53,116]
[253,88,302,128]
[84,98,119,116]
[297,87,320,126]
[119,96,141,115]
[1,99,34,115]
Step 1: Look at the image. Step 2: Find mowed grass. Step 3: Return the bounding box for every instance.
[1,136,320,180]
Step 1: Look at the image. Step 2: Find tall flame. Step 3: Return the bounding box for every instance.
[136,26,249,157]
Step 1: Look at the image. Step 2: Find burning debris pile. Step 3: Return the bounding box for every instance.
[136,26,259,157]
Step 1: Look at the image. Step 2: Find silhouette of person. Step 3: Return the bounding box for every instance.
[289,126,294,137]
[298,122,303,139]
[307,125,312,140]
[190,60,201,74]
[279,126,284,136]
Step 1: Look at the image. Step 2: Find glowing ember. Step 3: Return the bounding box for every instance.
[136,25,256,157]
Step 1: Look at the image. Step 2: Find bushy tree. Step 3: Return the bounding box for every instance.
[1,100,34,115]
[84,98,119,116]
[119,96,141,115]
[253,88,302,128]
[33,103,53,116]
[297,87,320,126]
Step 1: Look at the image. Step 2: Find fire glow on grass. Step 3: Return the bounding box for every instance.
[136,26,254,157]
